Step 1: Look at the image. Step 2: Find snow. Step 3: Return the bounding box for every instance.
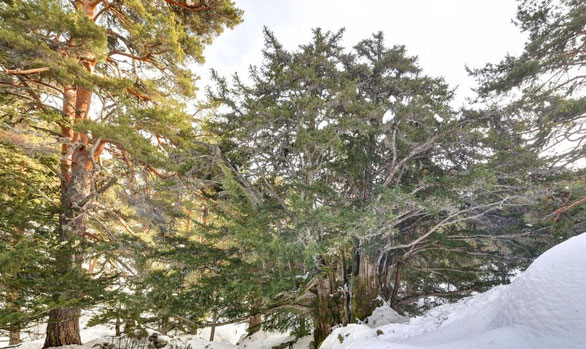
[321,232,586,349]
[382,110,395,123]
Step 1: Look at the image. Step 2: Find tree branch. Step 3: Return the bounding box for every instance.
[1,67,50,75]
[163,0,213,12]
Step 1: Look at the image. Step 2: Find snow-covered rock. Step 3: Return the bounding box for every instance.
[148,332,170,348]
[365,304,409,327]
[320,324,378,348]
[321,232,586,349]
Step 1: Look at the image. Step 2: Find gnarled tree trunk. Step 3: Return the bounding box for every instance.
[350,248,383,322]
[313,260,344,346]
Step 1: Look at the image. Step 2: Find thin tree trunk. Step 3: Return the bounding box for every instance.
[115,314,121,336]
[160,316,170,335]
[390,261,403,309]
[209,309,218,342]
[88,257,99,273]
[341,251,351,326]
[378,252,394,301]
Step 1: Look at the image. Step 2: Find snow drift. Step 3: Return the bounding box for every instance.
[322,232,586,349]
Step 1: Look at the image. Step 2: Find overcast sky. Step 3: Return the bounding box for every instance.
[198,0,527,106]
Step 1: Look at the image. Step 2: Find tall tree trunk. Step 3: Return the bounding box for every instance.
[45,88,88,348]
[350,248,382,322]
[44,2,98,347]
[115,314,121,336]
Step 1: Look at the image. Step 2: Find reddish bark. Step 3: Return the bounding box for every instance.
[44,1,99,347]
[9,327,20,345]
[43,308,82,348]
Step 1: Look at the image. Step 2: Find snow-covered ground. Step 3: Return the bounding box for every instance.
[10,232,586,349]
[14,320,311,349]
[322,232,586,349]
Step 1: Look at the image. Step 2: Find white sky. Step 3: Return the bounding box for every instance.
[197,0,527,106]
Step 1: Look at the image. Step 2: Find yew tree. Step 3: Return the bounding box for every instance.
[209,29,526,345]
[0,0,241,347]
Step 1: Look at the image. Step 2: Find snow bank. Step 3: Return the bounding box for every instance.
[321,232,586,349]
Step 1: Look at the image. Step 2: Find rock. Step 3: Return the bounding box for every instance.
[366,305,409,327]
[92,342,116,349]
[148,332,169,349]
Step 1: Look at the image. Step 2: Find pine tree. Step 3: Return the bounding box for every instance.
[0,1,241,346]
